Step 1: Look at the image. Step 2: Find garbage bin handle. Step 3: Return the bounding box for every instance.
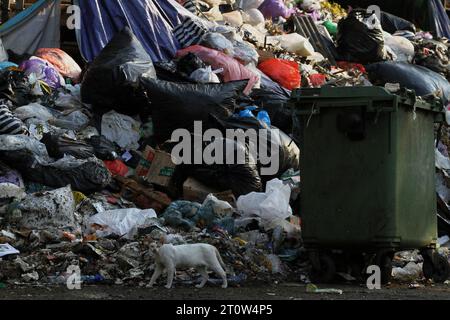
[292,99,394,115]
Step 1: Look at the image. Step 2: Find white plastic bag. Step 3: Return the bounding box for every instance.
[237,178,292,224]
[233,40,259,65]
[241,9,265,28]
[202,194,233,217]
[222,11,244,28]
[89,208,158,239]
[190,66,221,83]
[13,103,54,122]
[18,186,77,230]
[392,262,423,282]
[101,111,141,150]
[266,33,315,57]
[383,32,415,62]
[202,32,235,55]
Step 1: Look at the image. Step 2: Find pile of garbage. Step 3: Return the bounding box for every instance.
[0,0,450,287]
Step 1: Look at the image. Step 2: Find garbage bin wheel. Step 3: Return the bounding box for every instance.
[375,252,393,285]
[423,251,450,283]
[349,254,366,282]
[310,254,336,283]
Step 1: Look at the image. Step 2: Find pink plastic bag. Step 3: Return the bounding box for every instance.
[35,48,82,83]
[177,45,258,95]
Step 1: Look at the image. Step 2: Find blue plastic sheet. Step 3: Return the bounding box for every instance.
[429,0,450,39]
[75,0,181,62]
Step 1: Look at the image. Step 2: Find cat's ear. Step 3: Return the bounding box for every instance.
[159,235,167,245]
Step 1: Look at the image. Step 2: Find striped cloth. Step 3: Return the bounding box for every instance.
[0,104,28,135]
[173,16,208,48]
[183,0,198,14]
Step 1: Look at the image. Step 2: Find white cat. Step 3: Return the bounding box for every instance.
[148,243,228,289]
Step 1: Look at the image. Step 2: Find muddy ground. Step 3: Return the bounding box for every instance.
[1,282,450,300]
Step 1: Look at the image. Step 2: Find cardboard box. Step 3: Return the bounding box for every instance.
[183,177,219,203]
[135,146,155,178]
[147,150,176,189]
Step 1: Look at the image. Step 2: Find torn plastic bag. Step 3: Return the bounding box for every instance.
[0,104,28,135]
[337,10,386,64]
[0,161,25,200]
[258,58,301,90]
[13,102,54,123]
[414,39,450,77]
[19,56,65,89]
[41,133,95,160]
[193,194,234,230]
[177,45,258,95]
[366,61,450,104]
[0,137,111,193]
[86,135,119,161]
[101,111,141,150]
[0,135,50,158]
[237,178,292,228]
[50,109,90,131]
[232,40,259,65]
[89,208,157,240]
[380,11,416,34]
[383,33,415,62]
[201,33,235,55]
[0,69,33,106]
[140,77,246,143]
[17,186,78,230]
[179,137,263,197]
[212,115,300,180]
[161,201,201,231]
[35,48,82,83]
[81,27,156,114]
[190,66,221,83]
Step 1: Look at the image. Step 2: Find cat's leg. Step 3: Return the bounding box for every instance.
[196,266,209,289]
[211,262,228,289]
[165,263,175,289]
[148,264,163,288]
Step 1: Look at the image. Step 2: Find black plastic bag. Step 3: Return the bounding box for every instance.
[0,135,111,193]
[1,150,111,194]
[81,27,156,115]
[86,135,119,161]
[42,133,95,160]
[179,137,263,197]
[176,53,206,77]
[211,115,300,181]
[0,69,33,106]
[140,77,247,143]
[380,11,416,34]
[251,87,292,132]
[337,10,386,64]
[366,61,450,104]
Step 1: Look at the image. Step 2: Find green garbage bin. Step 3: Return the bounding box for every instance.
[291,86,449,283]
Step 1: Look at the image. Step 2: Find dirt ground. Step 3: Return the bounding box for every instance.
[1,282,450,300]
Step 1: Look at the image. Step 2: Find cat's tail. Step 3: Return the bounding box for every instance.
[215,247,227,273]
